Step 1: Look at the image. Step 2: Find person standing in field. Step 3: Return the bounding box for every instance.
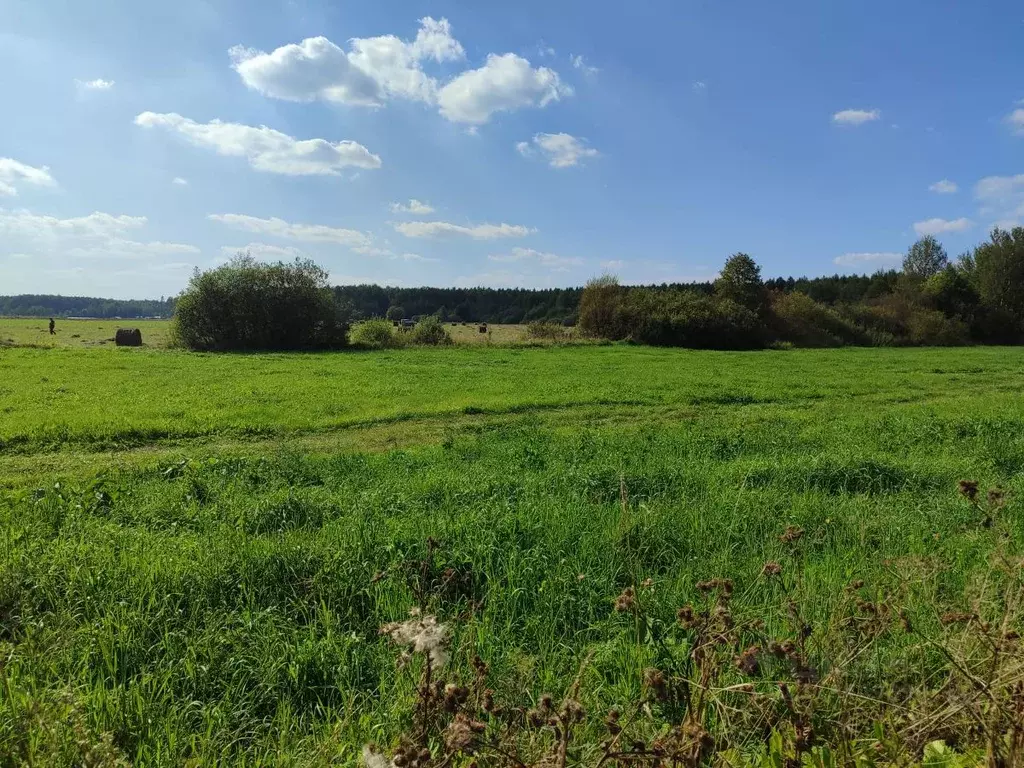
[48,318,56,335]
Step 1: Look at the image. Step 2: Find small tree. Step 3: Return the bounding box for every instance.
[578,274,624,339]
[903,236,948,281]
[714,253,765,312]
[171,255,348,351]
[386,306,405,321]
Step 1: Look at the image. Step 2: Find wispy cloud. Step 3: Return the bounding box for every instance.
[394,220,535,239]
[928,179,958,194]
[913,217,973,236]
[832,108,881,126]
[76,78,114,91]
[833,252,902,267]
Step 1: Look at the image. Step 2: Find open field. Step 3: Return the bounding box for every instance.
[0,318,535,350]
[2,343,1024,764]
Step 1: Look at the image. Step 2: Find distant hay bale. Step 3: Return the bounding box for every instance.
[478,324,488,334]
[115,328,143,347]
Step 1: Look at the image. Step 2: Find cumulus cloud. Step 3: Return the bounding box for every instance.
[488,246,583,271]
[172,177,189,186]
[134,112,381,176]
[208,213,372,248]
[0,158,57,197]
[394,220,535,239]
[76,78,114,91]
[390,199,435,215]
[832,108,881,126]
[974,174,1024,228]
[1006,108,1024,136]
[437,53,571,124]
[929,179,958,194]
[913,217,973,236]
[0,208,199,261]
[570,54,599,76]
[517,132,599,168]
[833,252,902,267]
[230,17,464,107]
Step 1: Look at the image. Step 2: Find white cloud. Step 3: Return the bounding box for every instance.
[974,174,1024,228]
[208,213,372,247]
[833,252,902,267]
[570,54,599,76]
[76,78,114,91]
[394,220,535,239]
[692,81,707,92]
[172,177,189,186]
[601,259,625,270]
[219,243,306,261]
[1006,108,1024,136]
[928,179,958,194]
[832,108,881,126]
[488,246,583,271]
[437,53,571,124]
[913,217,973,236]
[397,252,439,262]
[517,132,599,168]
[230,17,464,107]
[389,199,435,215]
[0,208,199,261]
[134,112,381,176]
[0,158,57,197]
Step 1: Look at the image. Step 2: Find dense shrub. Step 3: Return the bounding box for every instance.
[408,316,453,346]
[620,289,767,349]
[350,319,405,349]
[769,292,864,347]
[906,309,971,346]
[525,320,566,341]
[171,256,347,352]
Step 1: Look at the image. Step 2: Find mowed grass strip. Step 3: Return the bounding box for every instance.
[2,344,1023,453]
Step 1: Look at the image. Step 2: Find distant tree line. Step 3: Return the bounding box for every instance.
[579,227,1024,348]
[0,295,175,319]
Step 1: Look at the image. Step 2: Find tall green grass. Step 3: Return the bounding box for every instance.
[1,345,1023,764]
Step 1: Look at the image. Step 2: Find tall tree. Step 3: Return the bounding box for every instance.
[714,253,765,311]
[973,227,1024,323]
[903,236,949,281]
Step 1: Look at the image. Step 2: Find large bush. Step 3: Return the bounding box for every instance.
[578,275,625,339]
[769,291,864,347]
[620,289,767,349]
[408,316,453,346]
[350,319,405,349]
[171,256,348,351]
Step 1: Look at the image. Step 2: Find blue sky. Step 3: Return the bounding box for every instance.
[1,0,1022,299]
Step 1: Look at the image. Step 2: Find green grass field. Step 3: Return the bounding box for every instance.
[2,337,1024,764]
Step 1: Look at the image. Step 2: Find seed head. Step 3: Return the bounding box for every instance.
[780,525,804,544]
[734,645,761,676]
[614,587,636,613]
[677,604,698,629]
[958,480,979,501]
[644,668,669,701]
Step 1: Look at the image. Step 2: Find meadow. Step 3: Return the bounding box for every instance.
[2,331,1024,765]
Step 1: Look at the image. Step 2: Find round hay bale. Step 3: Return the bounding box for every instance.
[115,328,143,347]
[478,324,488,334]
